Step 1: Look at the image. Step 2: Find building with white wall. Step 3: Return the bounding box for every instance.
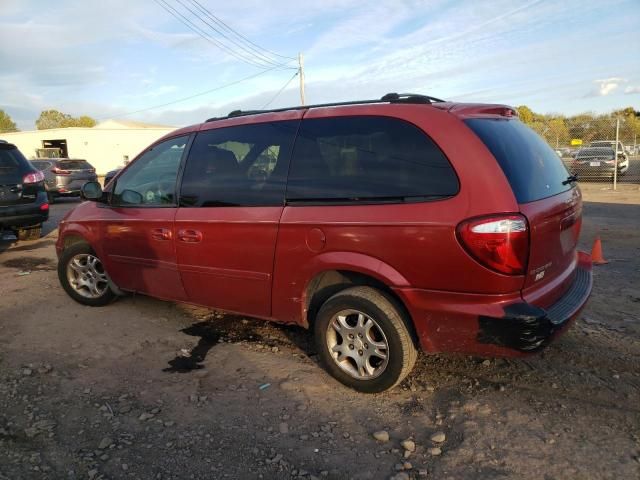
[1,120,176,175]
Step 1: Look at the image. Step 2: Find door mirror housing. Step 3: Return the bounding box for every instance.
[120,189,144,205]
[81,181,105,202]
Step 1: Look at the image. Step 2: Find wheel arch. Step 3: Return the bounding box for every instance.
[303,269,419,347]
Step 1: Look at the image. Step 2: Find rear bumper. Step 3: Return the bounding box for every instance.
[395,251,593,357]
[0,202,49,228]
[53,177,97,195]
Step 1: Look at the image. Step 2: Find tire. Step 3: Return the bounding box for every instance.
[58,243,116,307]
[314,286,417,393]
[17,224,41,241]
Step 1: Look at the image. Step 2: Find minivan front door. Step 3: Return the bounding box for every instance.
[100,135,190,301]
[175,119,300,317]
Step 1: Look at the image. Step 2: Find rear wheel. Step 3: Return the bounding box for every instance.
[58,243,115,306]
[17,224,42,241]
[314,286,417,393]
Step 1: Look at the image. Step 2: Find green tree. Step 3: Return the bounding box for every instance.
[516,105,534,124]
[75,115,97,128]
[0,109,18,133]
[35,110,97,129]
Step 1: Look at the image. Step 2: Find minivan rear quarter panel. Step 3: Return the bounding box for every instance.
[271,105,526,332]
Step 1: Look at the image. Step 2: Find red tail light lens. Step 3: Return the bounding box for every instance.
[456,214,529,275]
[52,166,71,175]
[40,203,49,211]
[23,170,45,184]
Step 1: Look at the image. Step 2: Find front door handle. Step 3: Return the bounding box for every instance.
[178,229,203,243]
[151,228,172,241]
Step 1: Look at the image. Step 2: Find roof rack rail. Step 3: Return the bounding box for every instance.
[205,92,446,122]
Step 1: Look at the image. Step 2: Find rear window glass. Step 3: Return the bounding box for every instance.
[465,118,571,203]
[576,148,614,158]
[59,160,93,170]
[0,146,26,171]
[287,116,459,202]
[32,161,52,170]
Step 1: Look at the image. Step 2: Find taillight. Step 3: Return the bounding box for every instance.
[23,170,45,184]
[456,214,529,275]
[40,203,49,211]
[52,166,71,175]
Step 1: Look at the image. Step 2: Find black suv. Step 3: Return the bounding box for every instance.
[0,142,49,240]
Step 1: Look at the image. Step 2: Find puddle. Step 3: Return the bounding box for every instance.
[163,316,267,373]
[163,313,312,373]
[2,256,55,271]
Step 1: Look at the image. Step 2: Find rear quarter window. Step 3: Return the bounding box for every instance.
[464,118,571,203]
[287,116,459,203]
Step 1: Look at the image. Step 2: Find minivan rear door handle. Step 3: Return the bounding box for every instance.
[151,228,172,241]
[177,229,203,243]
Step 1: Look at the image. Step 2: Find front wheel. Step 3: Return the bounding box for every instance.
[58,243,116,306]
[314,286,417,393]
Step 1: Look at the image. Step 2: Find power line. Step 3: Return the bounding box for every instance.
[261,71,299,109]
[188,0,295,61]
[102,66,287,120]
[153,0,282,69]
[173,0,289,68]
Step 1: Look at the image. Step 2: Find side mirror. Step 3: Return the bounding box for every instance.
[81,181,104,201]
[121,189,143,205]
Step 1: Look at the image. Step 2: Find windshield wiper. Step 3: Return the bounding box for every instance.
[562,174,578,185]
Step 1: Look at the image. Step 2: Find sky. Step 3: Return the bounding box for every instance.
[1,0,639,130]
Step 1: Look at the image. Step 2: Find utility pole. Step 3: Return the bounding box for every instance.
[298,52,305,106]
[613,117,620,191]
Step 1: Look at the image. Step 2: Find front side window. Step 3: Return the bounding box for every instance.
[286,116,459,203]
[112,135,188,206]
[180,121,298,207]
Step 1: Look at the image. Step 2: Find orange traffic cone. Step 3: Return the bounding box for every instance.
[591,237,608,265]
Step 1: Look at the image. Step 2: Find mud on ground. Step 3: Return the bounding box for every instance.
[0,184,638,480]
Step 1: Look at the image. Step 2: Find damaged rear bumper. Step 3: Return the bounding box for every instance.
[477,252,592,352]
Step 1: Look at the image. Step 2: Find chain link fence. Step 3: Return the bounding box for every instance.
[528,114,640,188]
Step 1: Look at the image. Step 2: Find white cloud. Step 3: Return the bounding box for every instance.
[594,77,626,96]
[624,85,640,94]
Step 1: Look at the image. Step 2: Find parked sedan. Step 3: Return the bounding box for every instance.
[30,159,98,203]
[572,147,629,179]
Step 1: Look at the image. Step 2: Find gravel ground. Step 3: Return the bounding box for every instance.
[0,184,639,480]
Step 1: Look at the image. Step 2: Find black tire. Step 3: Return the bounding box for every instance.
[17,224,41,241]
[58,243,116,307]
[314,286,417,393]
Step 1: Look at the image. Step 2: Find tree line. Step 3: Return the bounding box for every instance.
[516,105,640,148]
[0,109,97,133]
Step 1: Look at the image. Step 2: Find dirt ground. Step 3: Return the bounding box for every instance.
[1,184,639,480]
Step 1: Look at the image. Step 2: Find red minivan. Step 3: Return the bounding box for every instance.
[56,94,592,392]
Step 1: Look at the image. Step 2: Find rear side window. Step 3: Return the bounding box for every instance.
[464,118,571,203]
[180,121,298,207]
[58,160,93,170]
[286,116,458,203]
